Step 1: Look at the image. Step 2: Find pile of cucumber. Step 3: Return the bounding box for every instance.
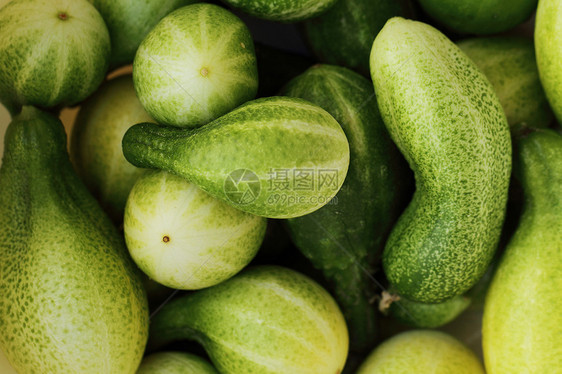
[0,0,560,373]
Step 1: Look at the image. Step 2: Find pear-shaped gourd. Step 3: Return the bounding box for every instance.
[122,96,350,218]
[483,130,562,373]
[149,266,349,374]
[0,107,149,373]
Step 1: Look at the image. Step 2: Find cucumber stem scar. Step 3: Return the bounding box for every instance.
[200,68,209,77]
[162,235,170,243]
[58,12,68,20]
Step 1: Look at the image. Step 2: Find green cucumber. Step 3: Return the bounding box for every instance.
[138,352,218,374]
[0,107,148,373]
[356,330,484,374]
[458,37,553,133]
[418,0,537,35]
[371,18,512,303]
[483,130,562,373]
[281,64,405,352]
[133,3,258,128]
[536,0,562,125]
[122,96,350,219]
[149,266,349,374]
[302,0,407,75]
[124,170,267,290]
[71,75,151,222]
[220,0,338,22]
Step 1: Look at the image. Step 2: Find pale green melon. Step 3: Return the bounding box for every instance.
[138,352,218,374]
[0,0,110,114]
[133,3,258,128]
[124,170,267,290]
[71,74,151,222]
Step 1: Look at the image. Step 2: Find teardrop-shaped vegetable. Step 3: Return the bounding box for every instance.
[371,18,511,303]
[536,0,562,125]
[149,266,349,374]
[483,130,562,373]
[220,0,338,22]
[0,107,149,373]
[124,170,267,290]
[137,352,218,374]
[122,96,350,219]
[356,330,484,374]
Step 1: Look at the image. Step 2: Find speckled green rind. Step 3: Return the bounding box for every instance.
[418,0,537,35]
[88,0,199,69]
[0,0,110,113]
[536,0,562,125]
[282,64,403,352]
[221,0,338,22]
[458,37,553,133]
[133,3,257,128]
[302,0,405,75]
[123,96,350,219]
[388,293,471,328]
[371,18,512,303]
[71,75,151,222]
[0,107,149,373]
[137,352,218,374]
[124,170,267,290]
[149,266,349,374]
[356,330,484,374]
[483,130,562,374]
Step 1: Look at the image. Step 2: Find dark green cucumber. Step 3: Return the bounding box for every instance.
[281,64,406,352]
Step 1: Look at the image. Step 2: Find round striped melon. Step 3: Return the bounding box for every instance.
[0,0,110,113]
[133,3,258,128]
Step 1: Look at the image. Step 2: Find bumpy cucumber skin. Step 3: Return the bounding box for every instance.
[123,96,350,219]
[0,0,110,113]
[388,293,471,328]
[536,0,562,125]
[418,0,537,35]
[138,352,218,374]
[124,170,267,290]
[371,18,511,303]
[71,75,151,222]
[133,3,258,128]
[302,0,405,75]
[221,0,338,22]
[88,0,199,69]
[357,330,484,374]
[282,65,403,352]
[458,37,553,133]
[483,130,562,373]
[0,107,149,373]
[149,266,349,374]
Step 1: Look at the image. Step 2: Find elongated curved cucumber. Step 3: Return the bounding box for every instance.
[458,37,553,133]
[536,0,562,125]
[122,96,350,219]
[220,0,338,22]
[282,64,405,352]
[371,18,511,303]
[138,352,218,374]
[483,130,562,373]
[0,107,148,373]
[149,266,349,374]
[357,330,484,374]
[124,170,267,290]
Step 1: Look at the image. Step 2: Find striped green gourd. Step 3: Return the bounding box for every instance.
[138,352,218,374]
[281,64,405,352]
[71,75,151,222]
[124,170,267,290]
[0,107,148,373]
[536,0,562,125]
[483,130,562,373]
[356,330,484,374]
[133,3,258,128]
[220,0,338,22]
[122,96,350,219]
[0,0,110,114]
[371,18,512,303]
[458,37,553,133]
[149,266,349,374]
